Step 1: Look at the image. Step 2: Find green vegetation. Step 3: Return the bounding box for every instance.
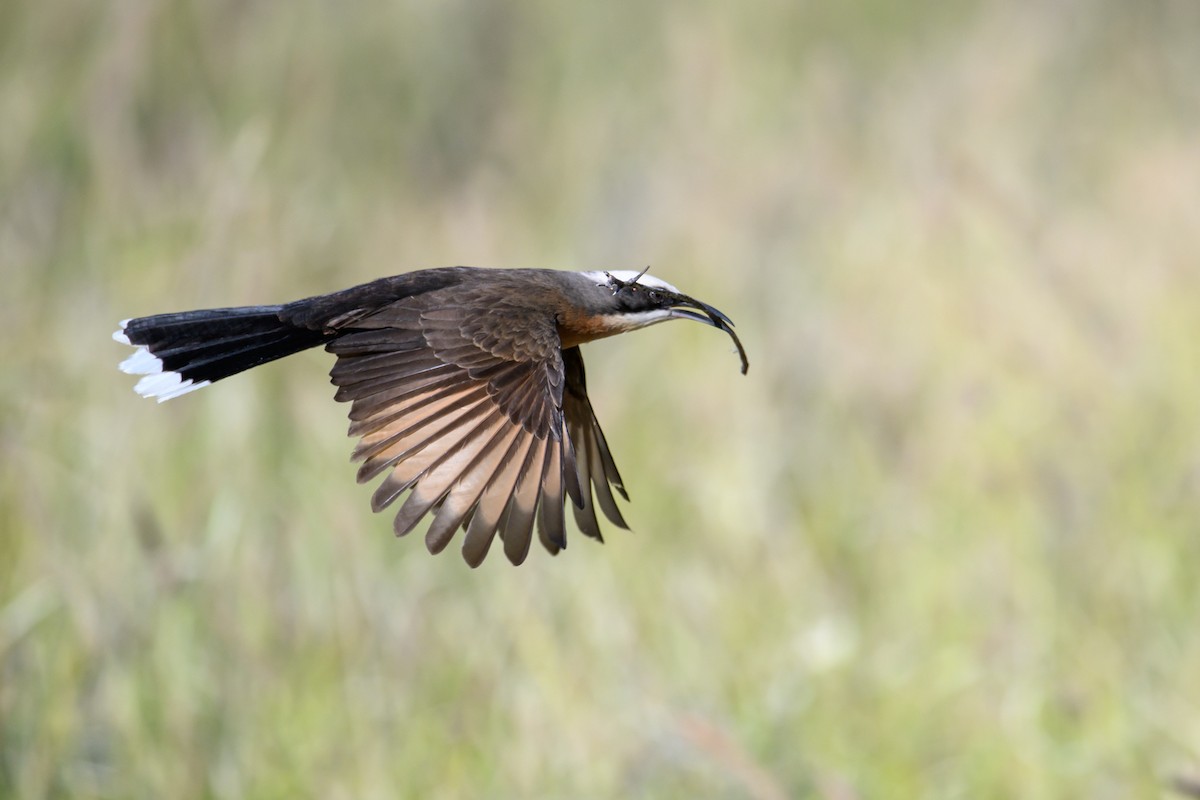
[3,1,1200,796]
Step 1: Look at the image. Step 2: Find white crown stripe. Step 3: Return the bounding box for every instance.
[579,270,680,294]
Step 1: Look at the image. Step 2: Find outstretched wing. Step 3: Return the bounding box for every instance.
[327,297,625,567]
[562,347,629,541]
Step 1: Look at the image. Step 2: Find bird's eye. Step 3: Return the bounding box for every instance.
[649,290,660,302]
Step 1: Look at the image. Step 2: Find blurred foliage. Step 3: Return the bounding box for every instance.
[4,0,1200,797]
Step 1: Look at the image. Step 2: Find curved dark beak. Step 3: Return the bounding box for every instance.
[666,293,749,375]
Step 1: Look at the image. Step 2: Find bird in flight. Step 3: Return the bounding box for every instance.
[115,267,748,567]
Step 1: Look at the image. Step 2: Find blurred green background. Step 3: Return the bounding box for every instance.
[3,1,1200,797]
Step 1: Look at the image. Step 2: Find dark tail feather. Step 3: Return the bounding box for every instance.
[115,306,331,401]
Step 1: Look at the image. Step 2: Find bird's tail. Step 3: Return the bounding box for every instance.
[114,306,331,402]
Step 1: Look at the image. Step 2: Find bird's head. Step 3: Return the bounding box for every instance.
[576,269,749,374]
